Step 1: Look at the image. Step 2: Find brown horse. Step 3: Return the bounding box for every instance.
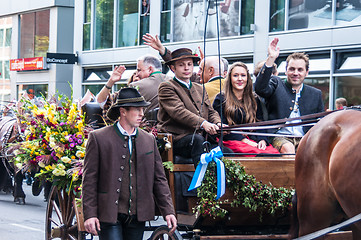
[292,109,361,239]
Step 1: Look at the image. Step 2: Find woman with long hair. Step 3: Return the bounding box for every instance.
[213,62,279,155]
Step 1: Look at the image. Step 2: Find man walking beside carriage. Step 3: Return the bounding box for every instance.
[82,87,177,240]
[255,38,324,154]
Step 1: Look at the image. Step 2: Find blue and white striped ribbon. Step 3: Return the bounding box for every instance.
[188,146,226,200]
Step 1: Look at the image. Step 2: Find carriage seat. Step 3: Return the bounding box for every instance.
[173,156,197,213]
[81,102,106,129]
[145,107,159,122]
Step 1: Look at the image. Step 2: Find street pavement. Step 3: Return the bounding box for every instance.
[0,182,167,240]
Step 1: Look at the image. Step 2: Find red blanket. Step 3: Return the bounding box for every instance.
[223,139,279,157]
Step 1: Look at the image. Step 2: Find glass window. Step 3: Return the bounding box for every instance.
[5,28,11,47]
[84,67,112,82]
[270,0,285,32]
[335,1,361,26]
[82,67,132,96]
[17,84,48,100]
[335,75,361,107]
[171,0,255,42]
[219,0,240,37]
[117,0,139,47]
[0,29,3,47]
[240,0,255,35]
[160,0,172,43]
[0,61,3,77]
[277,55,331,74]
[82,85,104,96]
[95,0,114,49]
[339,56,361,70]
[305,77,329,110]
[289,0,331,30]
[20,10,50,58]
[83,0,91,51]
[336,51,361,72]
[4,60,10,79]
[140,0,150,44]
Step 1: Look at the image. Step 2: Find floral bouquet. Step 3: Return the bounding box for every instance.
[11,94,90,196]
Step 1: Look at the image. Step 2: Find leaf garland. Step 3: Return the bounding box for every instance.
[194,158,294,220]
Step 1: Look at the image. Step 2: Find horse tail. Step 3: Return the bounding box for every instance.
[288,191,299,239]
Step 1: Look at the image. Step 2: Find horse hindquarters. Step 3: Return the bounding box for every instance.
[328,125,361,239]
[295,122,342,237]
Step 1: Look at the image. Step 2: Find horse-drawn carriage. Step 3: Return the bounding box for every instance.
[1,98,359,240]
[42,132,296,240]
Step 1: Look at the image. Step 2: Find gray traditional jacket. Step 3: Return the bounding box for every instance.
[130,71,169,115]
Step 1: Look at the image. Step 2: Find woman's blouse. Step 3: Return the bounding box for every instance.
[212,93,268,143]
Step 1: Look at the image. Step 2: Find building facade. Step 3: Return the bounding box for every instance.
[1,0,361,110]
[0,0,74,102]
[73,0,361,110]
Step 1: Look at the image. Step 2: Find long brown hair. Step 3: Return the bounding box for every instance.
[224,62,257,125]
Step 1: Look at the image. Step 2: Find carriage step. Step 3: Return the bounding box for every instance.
[199,234,289,239]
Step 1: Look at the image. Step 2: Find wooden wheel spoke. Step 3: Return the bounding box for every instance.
[66,191,73,221]
[49,218,61,226]
[46,186,79,240]
[66,207,76,226]
[52,200,64,224]
[68,234,77,240]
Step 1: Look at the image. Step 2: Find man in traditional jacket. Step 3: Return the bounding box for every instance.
[157,48,222,166]
[255,38,324,154]
[83,87,177,240]
[97,55,169,122]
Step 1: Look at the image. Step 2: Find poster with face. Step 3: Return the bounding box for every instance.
[173,0,239,42]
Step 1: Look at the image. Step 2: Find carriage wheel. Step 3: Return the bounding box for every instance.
[45,185,84,240]
[149,225,181,240]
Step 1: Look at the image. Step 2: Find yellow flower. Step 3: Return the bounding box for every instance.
[45,165,53,171]
[72,171,79,181]
[61,156,71,164]
[75,151,85,159]
[38,161,45,168]
[53,168,66,176]
[57,163,66,170]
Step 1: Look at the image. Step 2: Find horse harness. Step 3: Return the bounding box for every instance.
[0,116,23,176]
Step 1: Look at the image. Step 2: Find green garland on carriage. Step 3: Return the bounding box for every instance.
[193,158,294,220]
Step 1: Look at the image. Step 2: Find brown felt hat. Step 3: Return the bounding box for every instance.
[106,87,150,121]
[166,48,200,65]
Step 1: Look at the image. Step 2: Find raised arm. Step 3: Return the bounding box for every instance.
[143,34,166,56]
[254,38,280,98]
[265,37,280,67]
[96,65,126,104]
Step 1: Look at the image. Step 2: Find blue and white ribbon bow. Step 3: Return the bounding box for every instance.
[188,146,226,200]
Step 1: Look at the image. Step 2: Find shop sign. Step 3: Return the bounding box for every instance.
[46,53,78,64]
[10,57,47,71]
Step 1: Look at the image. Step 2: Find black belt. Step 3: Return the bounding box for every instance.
[117,213,138,224]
